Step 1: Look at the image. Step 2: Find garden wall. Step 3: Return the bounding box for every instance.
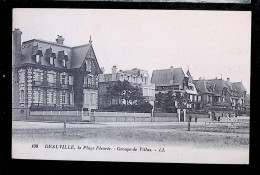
[12,107,29,121]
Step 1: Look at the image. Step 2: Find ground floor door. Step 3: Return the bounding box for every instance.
[82,108,91,121]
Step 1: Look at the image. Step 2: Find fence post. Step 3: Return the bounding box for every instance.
[116,112,117,122]
[63,119,67,135]
[188,119,190,131]
[43,111,45,115]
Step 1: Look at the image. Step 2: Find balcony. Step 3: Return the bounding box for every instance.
[60,84,73,90]
[47,82,57,88]
[213,101,229,107]
[32,81,44,86]
[83,83,98,89]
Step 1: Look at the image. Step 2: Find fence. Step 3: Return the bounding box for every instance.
[204,116,250,133]
[26,111,210,123]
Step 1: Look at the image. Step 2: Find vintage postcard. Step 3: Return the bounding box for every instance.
[12,8,250,164]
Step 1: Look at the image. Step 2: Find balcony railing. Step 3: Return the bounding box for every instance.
[32,81,44,86]
[60,84,73,90]
[83,84,98,89]
[47,82,57,87]
[32,81,72,90]
[213,101,229,106]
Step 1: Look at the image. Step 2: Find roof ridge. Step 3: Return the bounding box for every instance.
[72,43,90,49]
[23,39,72,48]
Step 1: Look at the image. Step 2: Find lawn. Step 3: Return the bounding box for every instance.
[12,121,249,149]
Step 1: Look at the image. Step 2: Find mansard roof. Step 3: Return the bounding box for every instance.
[14,39,101,73]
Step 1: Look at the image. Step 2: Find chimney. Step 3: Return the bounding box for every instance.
[101,67,105,74]
[227,78,230,82]
[56,35,65,45]
[170,66,174,71]
[112,65,117,81]
[112,65,117,74]
[12,28,22,66]
[13,28,22,52]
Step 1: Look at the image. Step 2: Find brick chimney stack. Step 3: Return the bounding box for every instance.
[12,28,22,66]
[56,35,65,45]
[112,65,117,81]
[13,28,22,52]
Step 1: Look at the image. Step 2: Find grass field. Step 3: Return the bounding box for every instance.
[12,121,249,149]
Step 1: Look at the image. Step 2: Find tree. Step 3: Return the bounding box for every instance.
[174,91,189,110]
[155,92,164,110]
[164,91,176,113]
[154,91,189,113]
[104,80,148,112]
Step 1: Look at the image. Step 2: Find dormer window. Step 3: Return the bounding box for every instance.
[32,45,43,64]
[36,55,40,63]
[62,60,66,67]
[46,47,56,66]
[50,57,54,65]
[57,50,68,68]
[86,60,91,72]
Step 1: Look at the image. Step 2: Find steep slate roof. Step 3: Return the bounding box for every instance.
[193,79,247,97]
[151,68,185,86]
[233,82,247,97]
[70,44,91,69]
[193,80,209,94]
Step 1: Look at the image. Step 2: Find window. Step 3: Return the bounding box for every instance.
[143,88,148,96]
[61,92,66,104]
[69,76,73,85]
[91,93,96,105]
[84,76,88,85]
[48,91,54,104]
[35,71,42,82]
[86,61,91,72]
[20,90,25,103]
[47,73,55,83]
[70,93,74,105]
[62,59,66,67]
[61,75,66,85]
[50,57,54,65]
[36,55,40,63]
[198,96,201,102]
[88,77,92,86]
[33,90,41,103]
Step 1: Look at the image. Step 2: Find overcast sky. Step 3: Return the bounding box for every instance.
[13,9,251,93]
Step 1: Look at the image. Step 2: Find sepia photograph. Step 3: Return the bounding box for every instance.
[12,8,250,164]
